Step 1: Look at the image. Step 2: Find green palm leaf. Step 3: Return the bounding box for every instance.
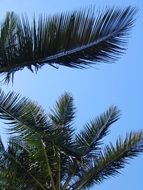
[0,90,143,189]
[0,89,80,189]
[49,92,75,127]
[0,89,56,189]
[0,89,78,158]
[75,106,120,156]
[2,137,47,190]
[0,6,137,82]
[71,131,143,190]
[0,12,17,48]
[0,88,50,137]
[49,93,75,147]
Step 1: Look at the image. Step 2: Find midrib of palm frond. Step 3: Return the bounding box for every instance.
[0,104,39,136]
[83,108,117,155]
[40,139,57,190]
[39,29,128,65]
[76,106,119,156]
[71,132,143,190]
[0,28,130,74]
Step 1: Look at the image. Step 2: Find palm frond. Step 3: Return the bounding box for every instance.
[75,106,120,156]
[49,92,75,147]
[0,88,57,188]
[71,131,143,190]
[0,138,31,190]
[48,93,81,166]
[0,6,137,83]
[0,12,17,48]
[49,92,75,127]
[0,137,5,152]
[0,89,80,181]
[1,91,143,189]
[0,88,50,138]
[5,138,47,190]
[0,89,78,159]
[0,137,5,169]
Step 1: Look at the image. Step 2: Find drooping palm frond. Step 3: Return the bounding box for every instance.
[0,6,137,82]
[75,106,120,157]
[0,88,50,137]
[71,131,143,190]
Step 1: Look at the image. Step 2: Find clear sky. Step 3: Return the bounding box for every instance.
[0,0,143,189]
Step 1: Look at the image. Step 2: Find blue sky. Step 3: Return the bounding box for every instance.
[0,0,143,189]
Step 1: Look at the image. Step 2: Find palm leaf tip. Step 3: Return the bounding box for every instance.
[0,6,137,83]
[75,106,120,156]
[72,131,143,189]
[49,92,75,127]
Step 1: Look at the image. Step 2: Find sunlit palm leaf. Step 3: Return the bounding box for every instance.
[0,6,137,82]
[3,138,47,190]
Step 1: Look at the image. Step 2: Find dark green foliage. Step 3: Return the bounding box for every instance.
[0,6,137,83]
[0,89,143,190]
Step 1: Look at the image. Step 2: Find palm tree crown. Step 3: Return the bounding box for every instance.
[0,89,143,190]
[0,6,137,83]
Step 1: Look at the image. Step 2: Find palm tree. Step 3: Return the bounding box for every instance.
[0,89,143,190]
[0,6,137,83]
